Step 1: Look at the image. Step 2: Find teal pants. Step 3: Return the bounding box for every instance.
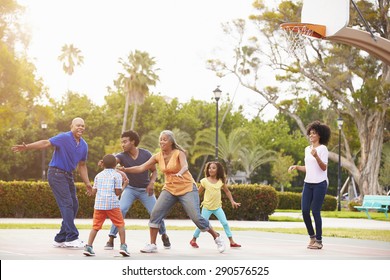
[193,207,232,238]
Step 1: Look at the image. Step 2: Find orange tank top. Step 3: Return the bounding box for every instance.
[155,149,195,196]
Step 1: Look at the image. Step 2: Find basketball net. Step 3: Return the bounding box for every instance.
[281,25,314,60]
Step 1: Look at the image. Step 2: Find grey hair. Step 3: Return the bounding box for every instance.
[160,130,185,152]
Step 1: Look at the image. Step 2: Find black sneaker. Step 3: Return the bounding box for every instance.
[161,234,171,249]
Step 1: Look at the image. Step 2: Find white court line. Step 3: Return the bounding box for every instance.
[0,250,26,256]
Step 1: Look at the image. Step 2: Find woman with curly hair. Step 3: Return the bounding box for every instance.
[288,120,331,250]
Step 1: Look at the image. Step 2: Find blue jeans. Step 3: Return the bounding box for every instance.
[301,180,328,241]
[109,186,166,237]
[47,167,79,242]
[149,184,210,231]
[193,207,232,238]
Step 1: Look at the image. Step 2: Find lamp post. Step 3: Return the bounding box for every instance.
[337,116,344,211]
[213,86,222,161]
[41,121,47,181]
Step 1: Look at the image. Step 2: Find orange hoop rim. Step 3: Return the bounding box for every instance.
[280,23,326,39]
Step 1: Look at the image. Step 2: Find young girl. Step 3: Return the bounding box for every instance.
[190,161,241,248]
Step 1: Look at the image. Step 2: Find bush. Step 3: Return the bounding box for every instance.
[348,200,362,212]
[2,181,342,219]
[0,181,60,218]
[277,192,301,209]
[323,194,337,211]
[0,181,278,221]
[277,191,337,211]
[223,184,278,221]
[115,183,279,221]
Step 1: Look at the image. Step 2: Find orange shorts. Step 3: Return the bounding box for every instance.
[92,208,125,230]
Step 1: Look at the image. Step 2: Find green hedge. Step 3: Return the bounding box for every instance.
[0,181,60,218]
[0,181,336,220]
[277,191,337,211]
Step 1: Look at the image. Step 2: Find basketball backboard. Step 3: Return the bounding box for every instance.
[302,0,350,37]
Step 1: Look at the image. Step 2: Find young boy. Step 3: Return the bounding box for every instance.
[83,154,130,257]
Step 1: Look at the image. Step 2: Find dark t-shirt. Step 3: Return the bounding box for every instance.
[116,148,152,189]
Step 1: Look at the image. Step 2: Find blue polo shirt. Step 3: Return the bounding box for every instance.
[48,131,88,173]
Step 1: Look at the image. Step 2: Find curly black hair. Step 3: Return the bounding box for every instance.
[204,161,227,184]
[121,130,140,147]
[306,121,331,145]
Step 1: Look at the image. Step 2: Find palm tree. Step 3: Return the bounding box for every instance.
[191,127,249,181]
[116,50,159,133]
[58,44,84,90]
[238,146,277,183]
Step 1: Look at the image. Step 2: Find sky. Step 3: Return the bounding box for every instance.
[18,0,279,120]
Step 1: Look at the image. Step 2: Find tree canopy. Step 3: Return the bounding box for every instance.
[207,0,390,195]
[2,0,388,197]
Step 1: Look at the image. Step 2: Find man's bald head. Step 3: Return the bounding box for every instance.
[71,117,85,126]
[70,117,86,139]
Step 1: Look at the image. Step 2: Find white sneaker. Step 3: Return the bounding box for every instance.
[214,236,225,253]
[64,239,85,249]
[53,241,66,248]
[140,243,157,253]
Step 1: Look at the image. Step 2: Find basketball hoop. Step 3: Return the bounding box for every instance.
[280,23,326,59]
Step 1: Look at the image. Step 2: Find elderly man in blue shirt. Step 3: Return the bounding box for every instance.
[12,117,92,248]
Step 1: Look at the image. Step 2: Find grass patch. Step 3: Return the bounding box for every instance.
[320,211,389,221]
[234,227,390,242]
[1,224,389,242]
[275,209,389,221]
[269,216,302,222]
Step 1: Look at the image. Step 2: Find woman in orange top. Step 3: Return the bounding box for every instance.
[119,130,225,253]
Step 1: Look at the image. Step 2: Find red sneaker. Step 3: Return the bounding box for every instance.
[230,243,241,248]
[190,240,199,248]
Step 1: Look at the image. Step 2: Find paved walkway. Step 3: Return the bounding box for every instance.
[1,215,389,280]
[1,214,389,260]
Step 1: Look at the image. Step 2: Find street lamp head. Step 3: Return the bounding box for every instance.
[41,121,47,130]
[213,86,222,101]
[337,116,344,130]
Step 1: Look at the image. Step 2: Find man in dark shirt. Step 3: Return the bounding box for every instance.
[105,130,171,250]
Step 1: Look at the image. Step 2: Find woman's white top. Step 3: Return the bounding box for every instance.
[304,144,328,184]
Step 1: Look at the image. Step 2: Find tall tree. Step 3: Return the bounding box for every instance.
[115,50,159,133]
[208,0,390,195]
[58,43,84,90]
[0,0,47,179]
[379,142,390,191]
